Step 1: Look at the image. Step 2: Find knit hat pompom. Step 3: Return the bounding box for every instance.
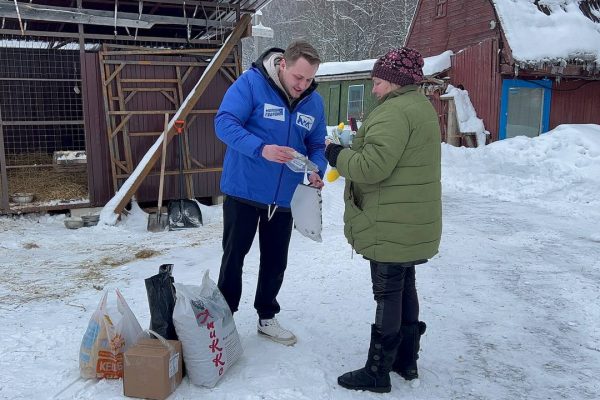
[371,47,424,86]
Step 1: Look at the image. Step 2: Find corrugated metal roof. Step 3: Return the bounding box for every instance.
[223,0,274,13]
[2,1,272,43]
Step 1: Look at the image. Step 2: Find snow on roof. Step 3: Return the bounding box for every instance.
[316,59,377,77]
[0,39,100,51]
[316,50,453,78]
[423,50,453,76]
[493,0,600,64]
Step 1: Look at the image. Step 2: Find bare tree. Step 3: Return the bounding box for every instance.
[242,0,418,66]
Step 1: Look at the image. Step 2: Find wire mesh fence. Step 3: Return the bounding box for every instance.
[0,26,237,212]
[0,35,88,210]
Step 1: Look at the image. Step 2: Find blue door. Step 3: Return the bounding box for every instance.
[499,79,552,140]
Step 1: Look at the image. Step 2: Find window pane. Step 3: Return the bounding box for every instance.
[347,85,364,120]
[506,87,543,138]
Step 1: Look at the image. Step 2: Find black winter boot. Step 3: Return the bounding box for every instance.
[338,325,399,393]
[392,321,426,380]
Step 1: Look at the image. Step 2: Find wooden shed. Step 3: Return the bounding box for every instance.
[0,0,270,214]
[405,0,600,144]
[315,60,377,126]
[316,53,452,127]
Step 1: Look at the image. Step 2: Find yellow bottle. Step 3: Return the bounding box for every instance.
[326,122,345,182]
[326,168,340,182]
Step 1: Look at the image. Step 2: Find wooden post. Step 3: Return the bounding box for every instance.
[98,48,120,192]
[77,0,93,205]
[464,135,476,148]
[446,99,461,147]
[115,74,134,174]
[0,107,9,212]
[103,13,251,220]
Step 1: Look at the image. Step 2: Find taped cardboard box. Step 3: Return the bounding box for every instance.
[123,338,183,400]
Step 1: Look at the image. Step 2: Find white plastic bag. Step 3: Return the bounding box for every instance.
[79,289,144,379]
[285,151,319,173]
[291,182,323,242]
[172,270,243,387]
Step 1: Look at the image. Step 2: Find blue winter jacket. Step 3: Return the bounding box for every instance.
[214,49,327,209]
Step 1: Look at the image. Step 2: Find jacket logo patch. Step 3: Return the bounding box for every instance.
[296,113,315,131]
[264,103,285,121]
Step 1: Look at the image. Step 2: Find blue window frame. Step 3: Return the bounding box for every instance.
[499,79,552,140]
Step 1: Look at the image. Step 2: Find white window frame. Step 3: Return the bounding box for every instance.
[347,84,364,121]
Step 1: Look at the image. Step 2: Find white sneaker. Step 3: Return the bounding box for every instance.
[257,318,297,346]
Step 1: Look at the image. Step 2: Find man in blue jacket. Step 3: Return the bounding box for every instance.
[214,40,327,345]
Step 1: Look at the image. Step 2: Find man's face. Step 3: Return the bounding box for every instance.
[372,77,398,100]
[279,57,319,99]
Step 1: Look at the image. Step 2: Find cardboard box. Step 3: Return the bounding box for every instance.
[123,338,183,400]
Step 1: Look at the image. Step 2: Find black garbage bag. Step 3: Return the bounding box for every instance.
[145,264,178,340]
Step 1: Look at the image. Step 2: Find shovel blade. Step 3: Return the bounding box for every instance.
[167,199,203,230]
[147,212,169,232]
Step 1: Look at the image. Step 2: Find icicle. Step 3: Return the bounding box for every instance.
[24,0,32,32]
[183,1,191,41]
[114,0,118,38]
[13,0,25,35]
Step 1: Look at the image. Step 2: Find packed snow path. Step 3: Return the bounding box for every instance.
[1,185,598,399]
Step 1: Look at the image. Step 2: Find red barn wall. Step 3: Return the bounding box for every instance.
[450,38,502,141]
[406,0,499,57]
[82,52,229,207]
[549,80,600,129]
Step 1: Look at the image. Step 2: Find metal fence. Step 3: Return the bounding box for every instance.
[0,36,89,212]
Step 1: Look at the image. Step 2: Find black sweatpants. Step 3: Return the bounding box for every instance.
[218,196,293,320]
[370,261,419,346]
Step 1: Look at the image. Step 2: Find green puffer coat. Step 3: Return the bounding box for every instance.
[335,85,442,263]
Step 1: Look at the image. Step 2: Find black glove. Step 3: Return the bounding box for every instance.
[325,144,344,168]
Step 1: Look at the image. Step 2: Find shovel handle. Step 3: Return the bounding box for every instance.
[157,114,169,210]
[174,119,185,134]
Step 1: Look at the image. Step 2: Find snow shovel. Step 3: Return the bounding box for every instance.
[147,114,170,232]
[167,119,202,230]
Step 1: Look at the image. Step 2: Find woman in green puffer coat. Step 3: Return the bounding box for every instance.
[325,47,442,394]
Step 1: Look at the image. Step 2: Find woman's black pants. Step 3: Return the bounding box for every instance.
[370,261,419,347]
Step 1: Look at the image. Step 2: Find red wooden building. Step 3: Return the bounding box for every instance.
[405,0,600,143]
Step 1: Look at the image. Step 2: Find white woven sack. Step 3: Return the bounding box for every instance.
[173,271,243,387]
[290,183,323,242]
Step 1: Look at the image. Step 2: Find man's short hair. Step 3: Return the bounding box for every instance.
[283,40,321,66]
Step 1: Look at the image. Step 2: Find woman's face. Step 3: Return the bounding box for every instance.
[372,77,398,100]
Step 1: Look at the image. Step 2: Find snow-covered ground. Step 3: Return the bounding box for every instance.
[1,124,599,400]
